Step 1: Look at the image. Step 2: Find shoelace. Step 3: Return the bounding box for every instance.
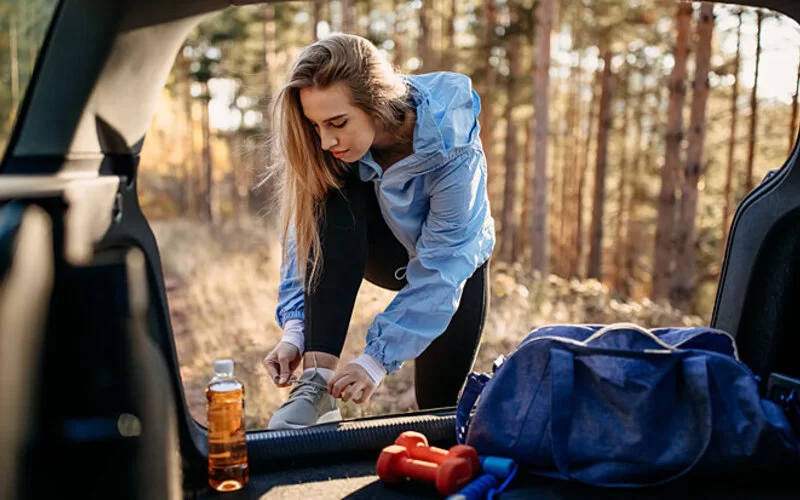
[282,376,329,406]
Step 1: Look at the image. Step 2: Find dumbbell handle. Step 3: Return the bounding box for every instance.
[399,441,479,473]
[406,444,449,463]
[396,457,439,483]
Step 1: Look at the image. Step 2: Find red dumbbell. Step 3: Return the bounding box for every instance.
[394,431,480,474]
[376,444,475,496]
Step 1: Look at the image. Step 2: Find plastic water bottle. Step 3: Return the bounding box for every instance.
[206,359,248,492]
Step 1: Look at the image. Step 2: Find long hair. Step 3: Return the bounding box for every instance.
[270,34,412,289]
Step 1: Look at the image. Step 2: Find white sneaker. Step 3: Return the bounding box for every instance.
[267,370,341,430]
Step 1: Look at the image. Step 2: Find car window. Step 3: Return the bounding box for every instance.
[0,0,60,159]
[138,1,800,431]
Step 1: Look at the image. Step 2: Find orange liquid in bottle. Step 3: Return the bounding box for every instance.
[206,362,248,492]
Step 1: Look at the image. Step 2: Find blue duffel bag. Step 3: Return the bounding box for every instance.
[456,323,799,487]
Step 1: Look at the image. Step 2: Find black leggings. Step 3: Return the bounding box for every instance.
[304,175,490,410]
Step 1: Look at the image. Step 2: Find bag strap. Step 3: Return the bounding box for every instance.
[584,322,677,351]
[456,372,491,444]
[550,349,714,487]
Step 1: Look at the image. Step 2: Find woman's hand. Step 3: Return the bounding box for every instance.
[263,342,302,387]
[328,363,376,404]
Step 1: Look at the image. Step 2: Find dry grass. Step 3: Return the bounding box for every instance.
[150,217,704,430]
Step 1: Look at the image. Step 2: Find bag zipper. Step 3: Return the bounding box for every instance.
[495,326,739,372]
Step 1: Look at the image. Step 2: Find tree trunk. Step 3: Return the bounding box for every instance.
[721,9,743,258]
[500,20,521,262]
[516,119,533,262]
[557,73,573,278]
[612,82,631,292]
[263,4,276,112]
[670,3,715,311]
[19,2,31,70]
[229,134,241,224]
[480,0,497,209]
[359,0,371,37]
[393,0,406,71]
[576,63,601,278]
[623,82,648,297]
[10,12,20,113]
[201,88,216,223]
[529,0,554,273]
[418,3,434,71]
[250,3,277,215]
[443,0,457,71]
[565,54,584,278]
[551,91,563,275]
[29,5,38,69]
[181,71,195,217]
[558,52,581,278]
[501,121,520,261]
[651,3,692,301]
[745,9,763,193]
[312,0,323,40]
[342,0,356,33]
[587,45,614,280]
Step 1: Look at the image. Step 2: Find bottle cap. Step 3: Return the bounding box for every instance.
[214,359,234,376]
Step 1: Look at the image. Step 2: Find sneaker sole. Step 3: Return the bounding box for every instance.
[268,408,342,430]
[317,408,342,424]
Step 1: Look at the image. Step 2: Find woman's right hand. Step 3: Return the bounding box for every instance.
[263,342,302,387]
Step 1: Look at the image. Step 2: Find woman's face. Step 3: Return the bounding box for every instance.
[300,82,376,163]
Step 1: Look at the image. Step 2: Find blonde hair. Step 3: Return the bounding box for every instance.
[270,34,412,289]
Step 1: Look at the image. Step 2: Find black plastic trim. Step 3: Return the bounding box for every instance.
[246,412,457,466]
[711,134,800,333]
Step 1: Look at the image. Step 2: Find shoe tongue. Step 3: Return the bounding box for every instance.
[299,370,324,385]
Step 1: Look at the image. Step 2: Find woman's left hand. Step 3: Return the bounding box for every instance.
[328,363,376,404]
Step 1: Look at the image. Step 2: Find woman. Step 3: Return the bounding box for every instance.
[263,33,494,430]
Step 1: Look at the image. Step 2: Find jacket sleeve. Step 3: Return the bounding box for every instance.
[363,148,495,373]
[275,228,305,328]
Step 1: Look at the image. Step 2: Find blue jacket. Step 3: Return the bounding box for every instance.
[276,72,496,374]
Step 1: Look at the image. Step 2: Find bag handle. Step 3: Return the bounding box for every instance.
[550,349,713,487]
[583,322,677,351]
[456,372,491,444]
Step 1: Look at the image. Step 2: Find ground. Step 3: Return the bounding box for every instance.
[150,217,704,430]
